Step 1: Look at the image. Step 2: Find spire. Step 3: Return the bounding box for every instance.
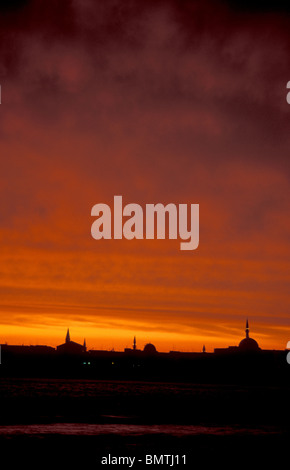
[133,336,136,350]
[83,338,86,350]
[66,328,70,343]
[245,319,249,339]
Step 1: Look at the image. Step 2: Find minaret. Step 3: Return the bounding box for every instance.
[245,319,249,339]
[66,328,70,343]
[133,336,136,351]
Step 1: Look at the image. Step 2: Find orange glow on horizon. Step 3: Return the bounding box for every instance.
[0,321,286,353]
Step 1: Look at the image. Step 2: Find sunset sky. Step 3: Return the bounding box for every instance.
[0,0,289,352]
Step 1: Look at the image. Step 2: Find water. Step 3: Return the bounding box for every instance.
[0,377,288,427]
[0,422,281,436]
[0,378,288,466]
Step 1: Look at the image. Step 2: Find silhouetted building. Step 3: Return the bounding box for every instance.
[238,319,260,351]
[143,343,157,354]
[214,320,260,354]
[124,337,142,354]
[0,321,288,385]
[1,344,55,355]
[56,329,86,354]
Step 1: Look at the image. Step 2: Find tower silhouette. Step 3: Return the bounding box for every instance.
[66,328,70,343]
[245,319,249,339]
[239,319,260,351]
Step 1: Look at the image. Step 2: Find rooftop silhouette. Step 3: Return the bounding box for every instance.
[56,328,86,354]
[0,320,282,358]
[239,319,260,351]
[0,321,287,385]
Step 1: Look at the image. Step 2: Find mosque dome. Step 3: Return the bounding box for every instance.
[239,337,259,351]
[238,320,260,351]
[143,343,157,354]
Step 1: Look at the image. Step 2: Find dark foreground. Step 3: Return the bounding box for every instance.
[0,378,289,468]
[1,431,288,467]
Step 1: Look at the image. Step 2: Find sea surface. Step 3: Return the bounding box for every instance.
[0,378,288,467]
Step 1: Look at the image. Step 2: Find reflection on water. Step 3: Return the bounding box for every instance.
[0,378,288,467]
[0,422,280,436]
[0,378,289,435]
